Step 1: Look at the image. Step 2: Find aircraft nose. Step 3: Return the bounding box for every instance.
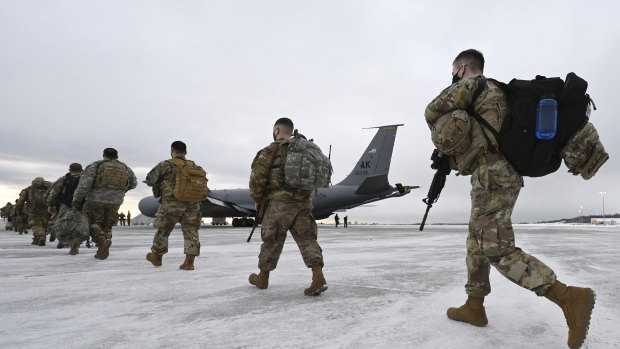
[138,196,160,218]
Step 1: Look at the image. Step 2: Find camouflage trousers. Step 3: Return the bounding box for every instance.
[83,201,121,242]
[28,211,49,241]
[152,199,201,256]
[258,200,323,271]
[466,156,557,297]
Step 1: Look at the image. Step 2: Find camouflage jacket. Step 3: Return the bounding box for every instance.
[16,180,52,215]
[0,204,12,218]
[73,159,137,205]
[144,156,202,201]
[425,74,509,175]
[46,173,81,208]
[250,140,312,203]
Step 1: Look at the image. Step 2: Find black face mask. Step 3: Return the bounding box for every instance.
[452,65,463,84]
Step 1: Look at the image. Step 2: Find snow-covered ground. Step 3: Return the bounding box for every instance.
[1,222,618,349]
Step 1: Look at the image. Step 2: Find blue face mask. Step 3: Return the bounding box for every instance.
[452,66,463,84]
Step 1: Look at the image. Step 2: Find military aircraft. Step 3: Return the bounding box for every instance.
[138,124,417,225]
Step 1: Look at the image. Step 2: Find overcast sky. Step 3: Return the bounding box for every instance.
[1,0,618,224]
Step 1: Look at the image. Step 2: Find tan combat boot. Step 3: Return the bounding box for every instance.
[179,254,195,270]
[249,270,270,289]
[304,265,328,296]
[146,252,163,267]
[69,243,79,255]
[94,237,112,260]
[544,280,596,349]
[446,296,488,327]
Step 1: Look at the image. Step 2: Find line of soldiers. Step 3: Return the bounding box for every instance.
[5,148,137,258]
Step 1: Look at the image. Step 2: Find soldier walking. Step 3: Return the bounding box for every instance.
[145,141,208,270]
[127,210,131,226]
[248,117,327,296]
[16,177,52,245]
[424,49,595,349]
[47,163,83,255]
[72,148,137,260]
[118,212,126,226]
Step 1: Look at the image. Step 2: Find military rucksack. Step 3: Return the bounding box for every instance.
[28,182,51,210]
[93,160,130,190]
[283,132,332,190]
[53,208,90,244]
[468,73,608,178]
[167,158,209,202]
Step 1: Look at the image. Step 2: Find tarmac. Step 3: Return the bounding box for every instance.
[1,222,619,348]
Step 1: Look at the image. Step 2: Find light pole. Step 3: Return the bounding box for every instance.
[599,191,606,225]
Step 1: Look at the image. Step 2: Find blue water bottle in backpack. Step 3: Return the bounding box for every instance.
[535,95,558,140]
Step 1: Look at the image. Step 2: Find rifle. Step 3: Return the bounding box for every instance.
[419,149,451,231]
[247,199,268,243]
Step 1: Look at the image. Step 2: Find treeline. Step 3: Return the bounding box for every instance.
[538,213,620,224]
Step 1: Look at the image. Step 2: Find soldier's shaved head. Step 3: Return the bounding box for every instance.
[171,141,187,154]
[274,118,294,136]
[103,148,118,159]
[453,49,485,74]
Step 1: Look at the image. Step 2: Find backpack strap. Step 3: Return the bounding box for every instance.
[466,77,501,153]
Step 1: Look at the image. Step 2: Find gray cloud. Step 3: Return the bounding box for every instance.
[1,0,618,223]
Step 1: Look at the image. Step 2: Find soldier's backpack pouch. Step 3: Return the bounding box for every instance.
[559,122,609,179]
[53,208,90,244]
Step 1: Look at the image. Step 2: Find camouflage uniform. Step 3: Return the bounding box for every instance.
[145,157,202,256]
[425,75,556,297]
[16,178,52,243]
[73,159,137,242]
[250,140,323,271]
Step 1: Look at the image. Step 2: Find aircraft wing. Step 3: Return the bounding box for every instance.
[205,196,255,215]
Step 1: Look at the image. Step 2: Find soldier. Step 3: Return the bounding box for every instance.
[334,213,339,227]
[72,148,137,260]
[1,202,11,221]
[9,199,27,234]
[126,210,131,226]
[16,177,52,245]
[118,212,126,226]
[145,141,207,270]
[2,202,13,230]
[424,49,595,349]
[248,117,327,296]
[47,163,83,255]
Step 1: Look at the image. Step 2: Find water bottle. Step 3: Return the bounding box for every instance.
[536,97,558,140]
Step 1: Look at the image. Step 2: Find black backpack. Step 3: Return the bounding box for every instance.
[58,174,81,207]
[467,73,595,177]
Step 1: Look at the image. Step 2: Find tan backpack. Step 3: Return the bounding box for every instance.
[168,158,209,202]
[93,160,130,190]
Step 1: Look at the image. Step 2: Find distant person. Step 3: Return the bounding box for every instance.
[334,213,339,227]
[118,212,126,226]
[73,148,137,260]
[47,163,83,254]
[343,216,348,228]
[1,202,11,221]
[127,210,131,226]
[247,117,327,296]
[16,177,52,245]
[145,141,209,270]
[424,49,595,349]
[2,202,13,230]
[10,199,28,234]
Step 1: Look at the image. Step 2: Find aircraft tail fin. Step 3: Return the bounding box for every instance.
[337,124,403,188]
